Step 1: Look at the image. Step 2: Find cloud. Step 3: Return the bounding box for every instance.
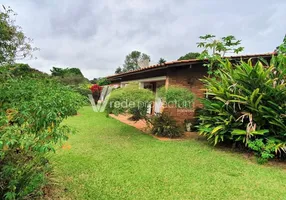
[1,0,286,79]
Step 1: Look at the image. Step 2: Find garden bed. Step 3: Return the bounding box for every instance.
[109,113,201,141]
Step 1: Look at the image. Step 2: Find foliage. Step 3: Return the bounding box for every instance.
[197,34,244,74]
[121,51,151,72]
[90,78,97,84]
[0,63,48,79]
[106,82,154,120]
[158,58,166,64]
[89,84,102,104]
[150,113,183,138]
[50,67,88,86]
[115,67,122,74]
[158,86,195,109]
[0,67,85,199]
[275,34,286,54]
[177,52,200,60]
[248,139,276,164]
[0,5,38,64]
[198,53,286,162]
[70,84,91,101]
[53,75,88,86]
[89,84,102,93]
[96,77,111,86]
[50,67,83,77]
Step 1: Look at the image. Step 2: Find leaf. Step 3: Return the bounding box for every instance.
[231,129,246,135]
[211,125,224,134]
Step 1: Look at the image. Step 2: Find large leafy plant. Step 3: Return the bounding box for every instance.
[197,34,244,75]
[150,113,183,138]
[198,52,286,162]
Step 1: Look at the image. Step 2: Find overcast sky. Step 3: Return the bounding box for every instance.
[2,0,286,79]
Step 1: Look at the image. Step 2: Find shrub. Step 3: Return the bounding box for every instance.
[96,77,111,86]
[158,86,195,108]
[106,82,154,120]
[0,70,85,199]
[150,113,183,138]
[198,53,286,162]
[89,84,102,104]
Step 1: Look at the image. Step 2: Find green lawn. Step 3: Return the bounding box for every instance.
[51,106,286,200]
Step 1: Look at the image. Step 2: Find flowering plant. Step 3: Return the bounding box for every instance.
[89,84,102,93]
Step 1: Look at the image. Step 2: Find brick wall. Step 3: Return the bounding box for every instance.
[163,65,207,125]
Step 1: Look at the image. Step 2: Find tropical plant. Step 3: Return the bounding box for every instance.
[158,86,195,109]
[106,82,154,120]
[198,51,286,162]
[150,113,183,138]
[197,34,244,75]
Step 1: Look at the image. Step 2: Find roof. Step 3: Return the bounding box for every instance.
[107,53,275,79]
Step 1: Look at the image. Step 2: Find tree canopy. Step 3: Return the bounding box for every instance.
[177,52,200,60]
[158,58,166,64]
[0,5,37,64]
[197,34,244,57]
[50,67,84,77]
[119,51,150,73]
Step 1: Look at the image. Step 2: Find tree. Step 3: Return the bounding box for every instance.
[0,5,37,64]
[50,67,88,86]
[96,77,111,86]
[275,34,286,54]
[115,66,122,74]
[90,78,98,84]
[122,51,150,72]
[158,58,166,64]
[177,52,200,60]
[197,34,244,57]
[197,34,244,74]
[50,67,83,77]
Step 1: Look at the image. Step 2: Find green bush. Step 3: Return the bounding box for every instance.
[106,82,154,120]
[150,113,183,138]
[0,69,85,199]
[158,86,195,108]
[96,77,111,86]
[198,52,286,162]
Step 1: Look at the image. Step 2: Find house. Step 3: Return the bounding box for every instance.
[106,53,274,124]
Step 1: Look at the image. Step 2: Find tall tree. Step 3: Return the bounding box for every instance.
[275,34,286,54]
[50,67,83,77]
[158,58,166,64]
[197,34,244,57]
[122,51,150,72]
[115,66,122,74]
[197,34,244,75]
[177,52,200,60]
[0,5,37,64]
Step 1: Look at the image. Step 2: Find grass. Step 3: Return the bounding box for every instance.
[50,106,286,199]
